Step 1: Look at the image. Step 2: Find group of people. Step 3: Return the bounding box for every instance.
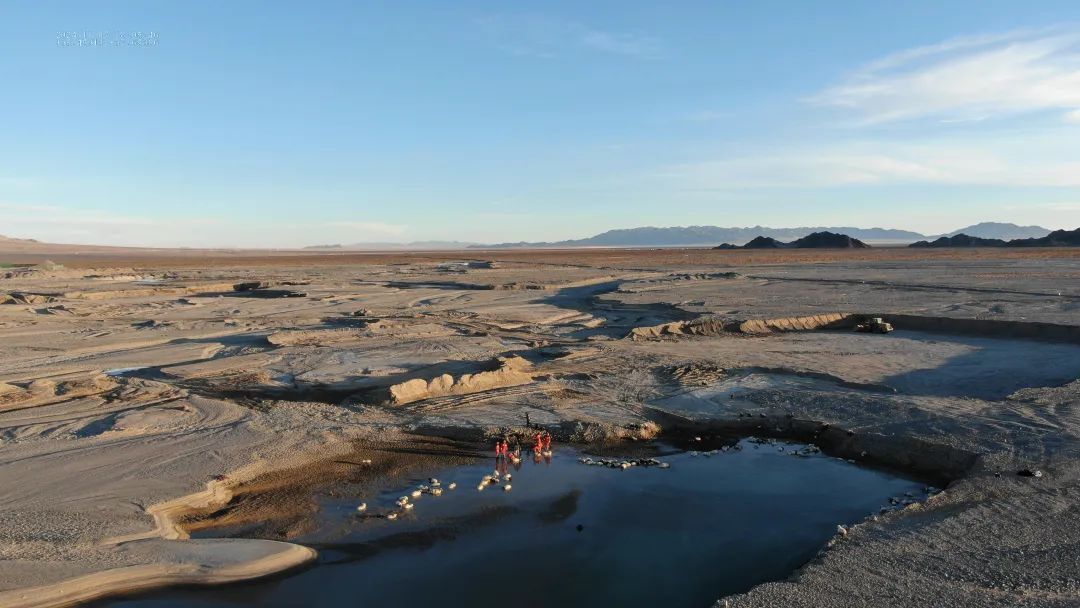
[494,439,517,460]
[533,431,552,454]
[493,431,553,462]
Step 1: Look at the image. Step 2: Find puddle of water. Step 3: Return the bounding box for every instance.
[103,367,150,377]
[101,440,925,608]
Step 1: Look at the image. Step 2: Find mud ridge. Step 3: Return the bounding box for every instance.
[871,313,1080,343]
[747,275,1080,300]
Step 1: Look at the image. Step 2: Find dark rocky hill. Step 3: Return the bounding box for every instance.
[910,234,1007,248]
[790,231,870,249]
[742,236,786,249]
[1006,228,1080,247]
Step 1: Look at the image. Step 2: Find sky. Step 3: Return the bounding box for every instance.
[2,1,1080,247]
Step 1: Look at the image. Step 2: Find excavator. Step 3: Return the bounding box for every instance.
[855,317,894,334]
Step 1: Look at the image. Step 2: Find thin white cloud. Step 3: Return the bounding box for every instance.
[0,202,60,213]
[0,202,231,246]
[811,26,1080,124]
[475,16,660,58]
[657,137,1080,188]
[0,202,172,226]
[0,203,409,247]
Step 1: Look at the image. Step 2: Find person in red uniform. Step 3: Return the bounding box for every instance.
[542,432,552,452]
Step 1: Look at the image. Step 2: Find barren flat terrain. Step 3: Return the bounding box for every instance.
[2,247,1079,607]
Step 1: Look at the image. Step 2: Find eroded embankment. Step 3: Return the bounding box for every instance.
[0,442,356,608]
[873,314,1080,343]
[629,313,854,340]
[0,542,315,608]
[630,311,1080,344]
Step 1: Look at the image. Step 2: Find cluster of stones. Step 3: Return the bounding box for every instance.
[579,456,671,470]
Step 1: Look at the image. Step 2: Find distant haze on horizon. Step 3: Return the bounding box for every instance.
[2,2,1080,248]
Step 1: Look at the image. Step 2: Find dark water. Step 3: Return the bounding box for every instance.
[102,440,924,608]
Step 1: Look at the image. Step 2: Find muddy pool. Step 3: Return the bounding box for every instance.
[99,439,929,608]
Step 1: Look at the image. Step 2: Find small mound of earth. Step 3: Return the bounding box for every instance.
[110,405,196,434]
[267,328,367,346]
[666,362,727,386]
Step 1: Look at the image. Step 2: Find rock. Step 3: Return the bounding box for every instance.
[386,356,534,405]
[627,315,728,340]
[1,292,57,305]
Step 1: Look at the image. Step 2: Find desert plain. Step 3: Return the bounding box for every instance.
[2,245,1080,607]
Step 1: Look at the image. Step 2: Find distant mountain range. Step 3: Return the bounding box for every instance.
[0,234,37,243]
[304,241,481,251]
[2,222,1065,253]
[473,225,924,249]
[943,222,1051,240]
[472,223,1052,249]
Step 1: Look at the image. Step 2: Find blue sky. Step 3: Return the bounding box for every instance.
[2,1,1079,247]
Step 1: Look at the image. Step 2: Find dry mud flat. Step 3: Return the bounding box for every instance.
[1,248,1079,607]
